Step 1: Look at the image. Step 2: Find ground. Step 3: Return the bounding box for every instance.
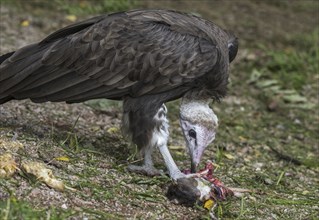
[0,0,318,219]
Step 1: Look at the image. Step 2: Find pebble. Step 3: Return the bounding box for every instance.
[276,124,285,130]
[61,204,67,209]
[29,188,41,197]
[253,162,264,169]
[253,162,264,171]
[264,178,273,185]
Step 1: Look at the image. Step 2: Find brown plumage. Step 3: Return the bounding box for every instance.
[0,9,238,179]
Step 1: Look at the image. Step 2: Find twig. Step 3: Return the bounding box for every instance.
[228,187,252,198]
[268,145,302,165]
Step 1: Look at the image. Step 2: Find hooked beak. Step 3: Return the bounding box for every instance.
[189,132,216,173]
[189,146,205,173]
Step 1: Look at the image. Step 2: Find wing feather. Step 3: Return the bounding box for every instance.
[0,9,230,103]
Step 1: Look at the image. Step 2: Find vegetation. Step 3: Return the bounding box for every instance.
[0,0,137,15]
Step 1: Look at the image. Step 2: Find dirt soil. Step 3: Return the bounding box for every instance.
[0,0,318,219]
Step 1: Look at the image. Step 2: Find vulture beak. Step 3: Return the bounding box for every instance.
[189,140,206,173]
[187,128,216,173]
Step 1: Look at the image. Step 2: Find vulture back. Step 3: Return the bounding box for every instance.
[0,9,236,105]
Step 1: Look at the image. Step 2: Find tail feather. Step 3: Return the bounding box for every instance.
[0,96,13,104]
[0,51,15,103]
[0,44,47,102]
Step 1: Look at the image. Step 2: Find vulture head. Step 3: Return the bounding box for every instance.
[180,98,218,173]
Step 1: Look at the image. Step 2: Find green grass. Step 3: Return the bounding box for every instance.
[261,30,318,90]
[0,198,126,219]
[0,0,138,16]
[56,0,138,15]
[0,198,74,220]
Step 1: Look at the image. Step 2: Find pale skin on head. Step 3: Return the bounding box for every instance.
[180,97,218,174]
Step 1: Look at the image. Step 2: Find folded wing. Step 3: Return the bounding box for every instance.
[0,10,221,103]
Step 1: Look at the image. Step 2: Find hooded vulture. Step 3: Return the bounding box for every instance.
[0,9,238,180]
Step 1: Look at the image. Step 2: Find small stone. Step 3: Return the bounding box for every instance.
[61,204,67,209]
[249,196,256,202]
[302,190,309,195]
[276,124,285,130]
[264,178,273,185]
[253,162,264,169]
[246,52,257,61]
[29,188,41,197]
[285,172,292,177]
[267,100,278,111]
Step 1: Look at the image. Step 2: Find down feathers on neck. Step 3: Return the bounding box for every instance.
[180,96,218,128]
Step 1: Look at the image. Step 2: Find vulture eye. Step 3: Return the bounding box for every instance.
[188,129,197,139]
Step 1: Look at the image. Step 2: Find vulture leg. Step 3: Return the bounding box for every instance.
[123,102,185,180]
[150,104,185,180]
[127,143,162,176]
